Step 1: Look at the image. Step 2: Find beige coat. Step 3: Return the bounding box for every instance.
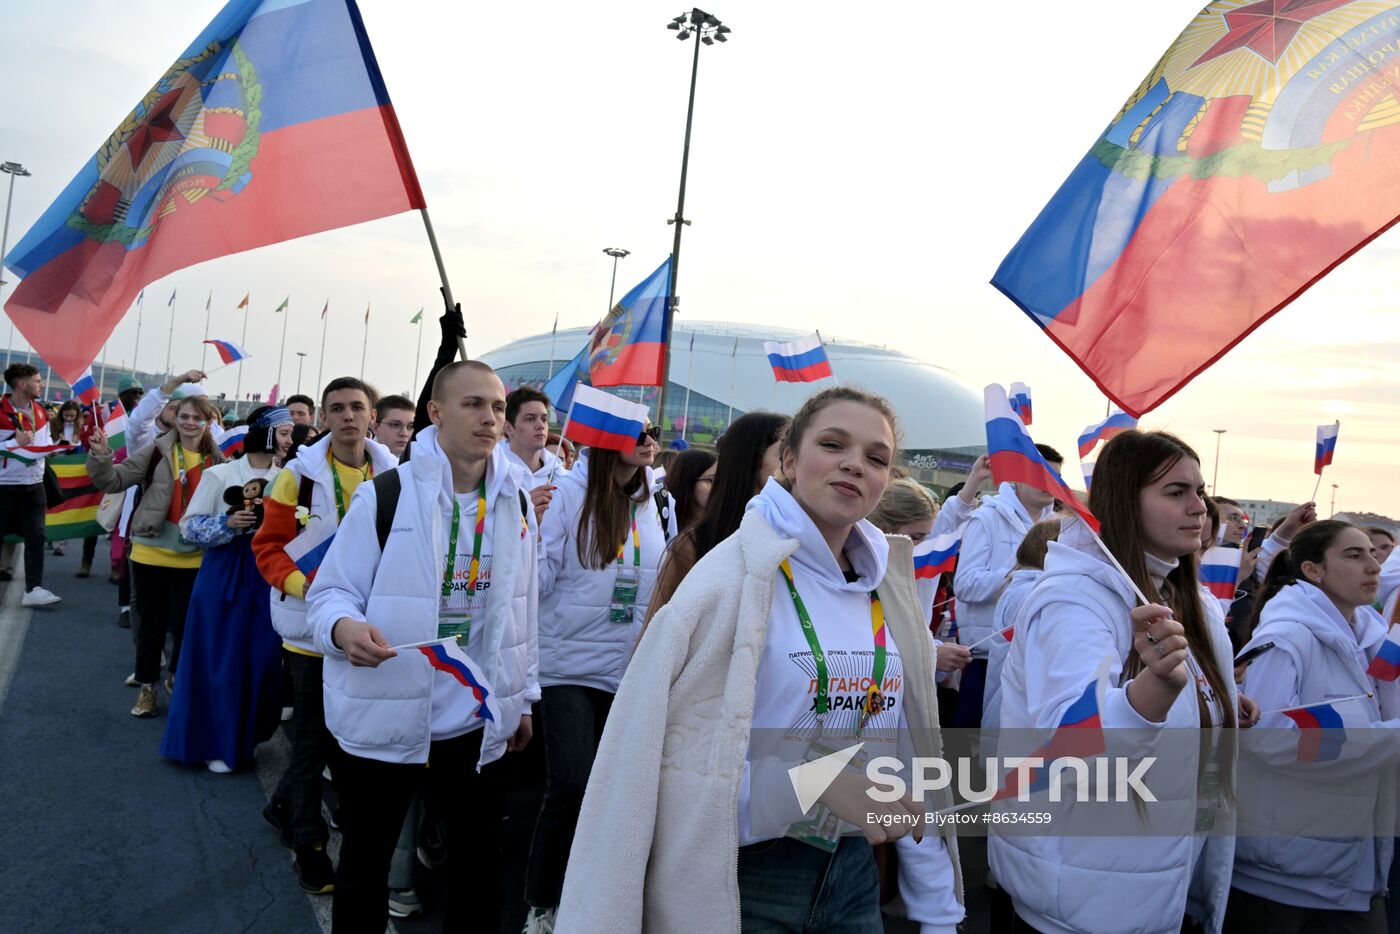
[87,431,224,539]
[556,509,963,933]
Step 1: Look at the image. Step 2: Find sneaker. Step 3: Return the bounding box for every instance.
[124,672,139,687]
[131,685,158,717]
[293,842,335,894]
[523,907,558,933]
[262,799,293,849]
[118,609,131,629]
[52,544,65,557]
[21,587,61,608]
[206,759,233,774]
[388,888,422,919]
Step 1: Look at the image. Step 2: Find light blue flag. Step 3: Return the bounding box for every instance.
[543,345,589,417]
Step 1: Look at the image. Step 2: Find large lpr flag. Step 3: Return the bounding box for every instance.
[1,0,425,385]
[585,257,671,388]
[992,3,1400,416]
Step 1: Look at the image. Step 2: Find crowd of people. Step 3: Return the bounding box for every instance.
[8,301,1400,934]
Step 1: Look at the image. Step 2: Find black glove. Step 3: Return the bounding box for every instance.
[439,287,466,339]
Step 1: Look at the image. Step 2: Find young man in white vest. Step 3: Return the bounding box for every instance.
[309,360,539,933]
[500,385,560,524]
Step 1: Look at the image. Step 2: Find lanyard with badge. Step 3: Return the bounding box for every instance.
[328,449,372,521]
[438,480,487,643]
[778,558,887,851]
[609,504,641,623]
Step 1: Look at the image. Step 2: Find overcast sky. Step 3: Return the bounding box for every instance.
[2,1,1396,516]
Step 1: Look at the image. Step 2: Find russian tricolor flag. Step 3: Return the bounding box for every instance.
[984,384,1099,532]
[1081,460,1094,492]
[219,424,250,457]
[1367,627,1400,682]
[70,368,100,405]
[417,639,500,723]
[763,333,833,384]
[1009,382,1033,425]
[1315,421,1340,476]
[204,339,251,365]
[993,672,1105,801]
[284,513,337,579]
[913,531,961,580]
[1282,701,1353,763]
[1199,546,1243,603]
[1077,410,1138,458]
[563,384,649,453]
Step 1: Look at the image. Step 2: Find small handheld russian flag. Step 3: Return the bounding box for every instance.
[1077,410,1137,459]
[417,639,501,723]
[70,368,100,405]
[1008,382,1033,425]
[1367,627,1400,682]
[1199,546,1243,603]
[763,333,833,384]
[204,339,251,366]
[284,513,338,580]
[219,425,250,457]
[1081,460,1095,492]
[563,384,650,453]
[913,531,961,580]
[1281,699,1361,763]
[1315,421,1340,476]
[992,666,1107,801]
[984,384,1098,531]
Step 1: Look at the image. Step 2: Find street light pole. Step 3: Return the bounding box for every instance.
[1211,428,1227,494]
[658,9,730,436]
[603,247,630,315]
[295,352,308,396]
[0,161,34,369]
[1330,483,1338,518]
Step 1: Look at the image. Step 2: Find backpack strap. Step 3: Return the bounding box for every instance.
[372,470,402,552]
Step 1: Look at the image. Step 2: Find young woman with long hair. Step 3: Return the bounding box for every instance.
[555,387,964,933]
[523,426,666,931]
[663,447,717,532]
[992,430,1251,934]
[1228,520,1400,932]
[48,400,97,571]
[88,396,225,718]
[161,405,294,772]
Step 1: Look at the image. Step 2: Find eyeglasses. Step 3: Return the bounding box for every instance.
[636,426,662,444]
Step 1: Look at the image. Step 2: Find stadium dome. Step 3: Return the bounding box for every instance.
[479,321,986,489]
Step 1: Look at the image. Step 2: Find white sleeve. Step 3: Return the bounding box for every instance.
[931,494,975,539]
[1380,548,1400,609]
[307,480,383,659]
[522,505,542,704]
[538,486,571,598]
[1256,533,1288,584]
[951,513,1011,606]
[895,834,964,933]
[127,387,168,453]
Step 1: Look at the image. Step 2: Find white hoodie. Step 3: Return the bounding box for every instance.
[307,428,540,768]
[955,482,1053,656]
[991,520,1237,934]
[982,567,1041,733]
[537,450,668,693]
[500,439,562,489]
[1234,581,1400,912]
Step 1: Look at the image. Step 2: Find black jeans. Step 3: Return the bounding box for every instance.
[273,651,333,846]
[129,561,197,685]
[737,836,881,932]
[524,684,613,909]
[0,482,46,590]
[333,729,509,933]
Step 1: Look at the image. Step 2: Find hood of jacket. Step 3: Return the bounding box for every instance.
[414,425,514,513]
[746,477,889,592]
[983,481,1041,533]
[1256,580,1387,663]
[292,431,398,485]
[1037,517,1139,610]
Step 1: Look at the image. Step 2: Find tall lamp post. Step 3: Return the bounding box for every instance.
[0,161,33,369]
[1330,483,1339,518]
[603,247,630,315]
[294,351,308,395]
[657,8,731,435]
[1211,428,1227,494]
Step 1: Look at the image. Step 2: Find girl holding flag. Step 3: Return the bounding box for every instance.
[48,400,96,571]
[555,387,964,933]
[1229,520,1400,932]
[992,430,1246,934]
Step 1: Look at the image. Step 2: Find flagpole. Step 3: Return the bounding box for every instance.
[234,296,250,407]
[360,305,369,380]
[316,302,328,402]
[1258,693,1372,719]
[726,336,738,431]
[419,208,468,362]
[133,292,145,375]
[1311,472,1324,504]
[98,338,109,398]
[163,293,176,379]
[200,291,212,372]
[681,336,694,443]
[276,298,290,394]
[413,312,424,392]
[553,410,573,458]
[547,313,558,383]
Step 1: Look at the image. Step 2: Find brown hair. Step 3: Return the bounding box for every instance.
[175,397,223,460]
[868,478,937,534]
[1014,517,1062,570]
[50,400,82,442]
[778,386,900,487]
[1090,430,1235,730]
[577,446,649,570]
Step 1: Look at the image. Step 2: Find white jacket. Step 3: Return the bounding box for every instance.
[1381,546,1400,611]
[990,522,1238,934]
[955,483,1051,656]
[264,433,398,653]
[1234,581,1400,911]
[983,568,1041,732]
[555,502,963,933]
[537,451,667,693]
[307,428,540,768]
[500,439,563,488]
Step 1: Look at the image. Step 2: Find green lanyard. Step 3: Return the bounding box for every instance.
[328,450,372,521]
[778,559,887,730]
[616,503,639,569]
[171,441,204,511]
[443,480,487,598]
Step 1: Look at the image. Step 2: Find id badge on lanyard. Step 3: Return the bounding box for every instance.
[438,482,486,643]
[609,504,640,624]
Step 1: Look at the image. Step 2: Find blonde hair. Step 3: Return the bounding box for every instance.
[868,478,938,534]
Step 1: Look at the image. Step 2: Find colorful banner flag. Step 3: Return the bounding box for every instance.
[913,531,961,580]
[585,257,671,387]
[763,333,833,383]
[71,369,101,405]
[1368,627,1400,682]
[984,384,1099,531]
[564,384,649,453]
[0,442,76,466]
[274,296,289,313]
[1315,421,1340,475]
[8,450,105,543]
[1200,545,1243,603]
[543,344,589,417]
[409,307,422,324]
[237,294,250,311]
[1,0,427,384]
[102,399,128,459]
[992,3,1400,416]
[416,639,500,723]
[1077,410,1138,458]
[203,338,250,364]
[1009,382,1033,426]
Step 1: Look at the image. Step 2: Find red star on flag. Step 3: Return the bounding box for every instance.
[1193,0,1354,66]
[125,88,187,168]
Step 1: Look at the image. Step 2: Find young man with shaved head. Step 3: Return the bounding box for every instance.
[308,360,540,932]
